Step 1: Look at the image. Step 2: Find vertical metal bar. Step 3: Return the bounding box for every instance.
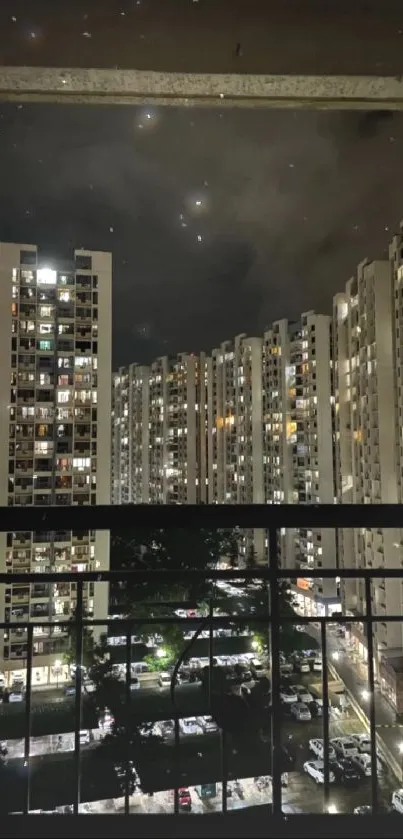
[73,580,83,816]
[365,576,378,814]
[173,716,180,815]
[221,728,228,813]
[23,623,33,814]
[269,526,281,817]
[124,625,132,816]
[321,619,330,812]
[208,596,214,709]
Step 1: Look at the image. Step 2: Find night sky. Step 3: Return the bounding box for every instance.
[0,104,401,367]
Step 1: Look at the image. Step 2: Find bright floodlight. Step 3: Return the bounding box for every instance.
[398,742,403,754]
[37,267,57,285]
[327,804,338,814]
[361,689,369,701]
[156,648,166,659]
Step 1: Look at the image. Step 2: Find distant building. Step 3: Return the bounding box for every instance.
[0,242,112,686]
[263,313,338,615]
[112,353,207,505]
[333,258,403,675]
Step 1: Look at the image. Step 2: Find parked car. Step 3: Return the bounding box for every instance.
[391,789,403,814]
[352,753,372,777]
[331,758,361,784]
[351,733,371,754]
[295,684,313,703]
[353,805,372,815]
[308,699,323,718]
[331,737,359,759]
[158,672,172,689]
[64,683,76,697]
[309,738,336,761]
[179,717,199,736]
[312,658,322,672]
[250,659,265,679]
[294,657,310,674]
[197,716,218,734]
[177,788,192,811]
[290,702,311,722]
[9,688,24,703]
[80,730,90,745]
[303,760,335,785]
[280,686,298,704]
[157,720,174,739]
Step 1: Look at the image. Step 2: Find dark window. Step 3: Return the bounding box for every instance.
[20,250,37,266]
[75,254,92,270]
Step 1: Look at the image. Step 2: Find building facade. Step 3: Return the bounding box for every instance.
[263,313,338,615]
[0,242,112,686]
[112,353,207,505]
[333,259,403,677]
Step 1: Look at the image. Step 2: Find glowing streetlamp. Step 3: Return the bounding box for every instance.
[156,648,166,659]
[361,689,370,701]
[327,804,338,814]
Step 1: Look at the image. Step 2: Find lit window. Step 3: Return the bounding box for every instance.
[37,268,57,285]
[58,290,70,302]
[73,457,91,470]
[39,340,52,351]
[57,390,71,404]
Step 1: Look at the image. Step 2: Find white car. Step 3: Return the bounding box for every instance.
[290,702,311,721]
[352,753,372,777]
[351,733,371,754]
[9,689,24,703]
[295,659,310,674]
[312,658,322,672]
[158,672,172,689]
[391,789,403,814]
[280,686,298,704]
[179,717,199,735]
[303,760,335,785]
[295,684,313,703]
[331,737,359,758]
[80,730,90,745]
[309,738,336,761]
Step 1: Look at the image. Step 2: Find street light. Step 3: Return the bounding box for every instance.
[398,742,403,754]
[327,804,338,814]
[156,648,166,659]
[361,689,370,701]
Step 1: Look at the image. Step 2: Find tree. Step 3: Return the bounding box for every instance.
[63,606,95,670]
[246,544,257,568]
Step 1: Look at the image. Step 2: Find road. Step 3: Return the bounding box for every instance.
[320,628,403,781]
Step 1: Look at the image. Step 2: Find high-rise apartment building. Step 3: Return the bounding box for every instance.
[333,259,403,672]
[206,335,264,560]
[0,242,112,686]
[207,335,264,506]
[112,353,207,505]
[263,313,338,615]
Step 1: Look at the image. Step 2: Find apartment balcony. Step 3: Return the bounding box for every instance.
[0,504,402,838]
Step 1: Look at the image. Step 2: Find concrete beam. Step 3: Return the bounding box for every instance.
[1,1,403,106]
[2,66,403,109]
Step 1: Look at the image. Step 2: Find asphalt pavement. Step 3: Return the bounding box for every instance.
[306,625,403,780]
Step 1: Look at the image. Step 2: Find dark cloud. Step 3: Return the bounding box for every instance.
[0,104,401,365]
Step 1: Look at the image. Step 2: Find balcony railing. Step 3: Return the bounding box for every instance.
[0,505,403,836]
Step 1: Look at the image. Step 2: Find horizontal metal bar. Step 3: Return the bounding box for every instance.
[2,613,403,633]
[1,502,403,531]
[1,566,403,584]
